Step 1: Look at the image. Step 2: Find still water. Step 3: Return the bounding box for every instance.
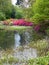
[0,30,37,65]
[14,31,31,48]
[0,30,32,49]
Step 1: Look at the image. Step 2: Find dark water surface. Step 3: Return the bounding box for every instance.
[0,29,33,49]
[0,29,37,65]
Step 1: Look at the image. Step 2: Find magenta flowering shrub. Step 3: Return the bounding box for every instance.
[34,24,40,32]
[34,24,46,33]
[12,19,33,26]
[3,21,9,25]
[13,19,25,26]
[3,19,33,26]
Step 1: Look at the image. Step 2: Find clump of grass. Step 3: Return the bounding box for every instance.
[1,56,7,63]
[0,55,19,64]
[17,46,24,51]
[28,39,49,56]
[8,55,19,64]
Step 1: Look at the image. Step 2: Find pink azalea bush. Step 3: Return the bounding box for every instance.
[3,21,9,25]
[3,18,41,32]
[34,24,46,33]
[3,18,43,32]
[4,19,33,26]
[12,19,33,26]
[34,24,40,32]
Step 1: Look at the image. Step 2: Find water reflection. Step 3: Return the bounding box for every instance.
[0,30,37,65]
[14,33,21,47]
[24,31,30,44]
[13,47,37,60]
[14,31,31,48]
[0,30,14,49]
[0,30,32,49]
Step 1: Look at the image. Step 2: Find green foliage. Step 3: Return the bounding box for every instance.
[33,0,45,14]
[33,13,45,24]
[14,6,23,19]
[11,5,16,18]
[33,0,49,24]
[0,30,14,49]
[0,0,23,20]
[31,30,44,41]
[11,5,23,19]
[8,56,19,64]
[22,0,35,20]
[0,12,6,21]
[15,11,23,19]
[46,27,49,36]
[0,55,19,64]
[28,55,49,65]
[0,0,13,19]
[28,39,48,56]
[23,7,34,19]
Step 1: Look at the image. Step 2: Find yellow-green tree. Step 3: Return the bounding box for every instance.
[33,0,49,24]
[33,0,49,32]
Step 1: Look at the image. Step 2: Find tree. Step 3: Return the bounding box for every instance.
[22,0,35,21]
[0,0,12,18]
[33,0,49,32]
[33,0,49,24]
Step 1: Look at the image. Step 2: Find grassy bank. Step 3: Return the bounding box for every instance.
[0,25,32,31]
[28,39,49,56]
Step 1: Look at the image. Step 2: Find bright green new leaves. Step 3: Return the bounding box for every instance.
[33,0,49,24]
[28,55,49,65]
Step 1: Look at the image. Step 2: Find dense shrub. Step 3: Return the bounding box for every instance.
[46,27,49,36]
[3,19,33,26]
[32,0,49,32]
[14,6,23,19]
[11,6,23,19]
[13,19,33,26]
[23,7,34,19]
[28,55,49,65]
[0,12,6,21]
[0,0,24,20]
[33,13,45,24]
[11,6,16,18]
[33,0,49,23]
[15,12,23,19]
[0,0,12,19]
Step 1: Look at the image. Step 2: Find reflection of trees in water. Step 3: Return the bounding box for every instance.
[20,33,26,45]
[20,31,32,45]
[0,29,33,49]
[0,30,14,49]
[14,33,21,47]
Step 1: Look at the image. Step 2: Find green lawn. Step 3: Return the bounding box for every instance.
[0,25,32,31]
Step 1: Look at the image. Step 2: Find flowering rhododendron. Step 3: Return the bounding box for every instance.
[3,19,33,26]
[13,19,25,26]
[12,19,33,26]
[34,24,40,32]
[3,21,9,25]
[25,22,33,26]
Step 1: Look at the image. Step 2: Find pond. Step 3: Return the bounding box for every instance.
[0,29,37,65]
